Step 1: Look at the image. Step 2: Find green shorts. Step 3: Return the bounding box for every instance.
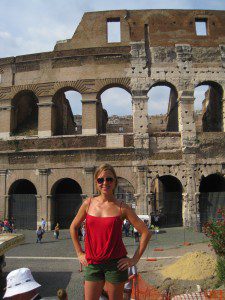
[85,258,128,284]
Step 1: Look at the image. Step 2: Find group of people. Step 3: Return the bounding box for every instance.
[4,163,151,299]
[36,219,60,243]
[0,217,16,234]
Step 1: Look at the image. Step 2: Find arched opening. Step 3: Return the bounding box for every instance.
[52,88,81,136]
[148,83,178,133]
[11,91,38,136]
[98,86,132,133]
[115,177,135,208]
[51,178,82,228]
[8,179,37,229]
[199,173,225,224]
[153,175,183,227]
[194,82,223,132]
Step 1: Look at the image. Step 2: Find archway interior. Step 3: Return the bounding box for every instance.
[52,88,78,136]
[194,83,223,132]
[147,84,178,133]
[154,175,183,227]
[12,91,38,136]
[52,178,82,228]
[115,177,135,207]
[99,87,132,133]
[8,179,37,229]
[199,174,225,224]
[65,90,82,134]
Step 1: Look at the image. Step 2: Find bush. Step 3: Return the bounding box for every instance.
[203,208,225,285]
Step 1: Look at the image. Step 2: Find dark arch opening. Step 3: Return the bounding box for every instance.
[199,174,225,224]
[12,90,38,136]
[148,82,178,133]
[153,175,183,227]
[52,178,82,229]
[8,179,37,229]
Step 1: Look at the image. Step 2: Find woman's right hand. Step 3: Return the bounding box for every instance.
[78,252,88,266]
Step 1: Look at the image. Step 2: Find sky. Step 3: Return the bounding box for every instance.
[0,0,224,116]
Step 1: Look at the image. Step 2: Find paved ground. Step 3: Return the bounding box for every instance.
[2,228,209,299]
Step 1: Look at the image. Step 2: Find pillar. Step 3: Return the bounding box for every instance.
[83,166,95,197]
[38,96,54,137]
[132,94,149,148]
[0,169,7,218]
[222,97,225,132]
[37,169,50,229]
[0,100,13,139]
[82,93,98,135]
[135,166,147,214]
[178,90,196,151]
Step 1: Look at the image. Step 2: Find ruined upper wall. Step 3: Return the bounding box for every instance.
[54,9,225,51]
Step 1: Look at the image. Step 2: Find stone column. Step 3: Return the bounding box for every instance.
[178,90,196,151]
[182,193,189,227]
[37,169,50,229]
[135,166,147,214]
[83,167,95,197]
[37,96,54,138]
[82,93,98,135]
[0,101,13,139]
[132,94,149,148]
[222,97,225,132]
[0,169,7,218]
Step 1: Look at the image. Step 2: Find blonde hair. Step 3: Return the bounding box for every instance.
[94,163,118,193]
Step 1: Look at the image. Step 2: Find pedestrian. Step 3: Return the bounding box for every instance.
[9,216,15,232]
[78,225,83,241]
[36,226,44,243]
[3,267,42,299]
[3,219,11,233]
[124,220,130,237]
[41,218,46,232]
[54,223,60,239]
[70,163,151,300]
[134,227,139,243]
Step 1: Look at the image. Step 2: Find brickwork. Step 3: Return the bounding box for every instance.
[0,9,224,228]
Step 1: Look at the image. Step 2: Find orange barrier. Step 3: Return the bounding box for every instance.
[131,274,164,300]
[153,248,164,251]
[146,258,157,262]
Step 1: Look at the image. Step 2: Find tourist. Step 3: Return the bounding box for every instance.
[36,226,44,243]
[41,218,46,232]
[54,223,60,239]
[70,163,151,300]
[3,267,42,299]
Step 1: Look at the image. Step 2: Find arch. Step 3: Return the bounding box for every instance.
[148,81,179,133]
[152,175,183,227]
[8,179,37,229]
[194,81,223,132]
[52,87,79,136]
[97,83,132,99]
[199,173,225,224]
[115,177,135,207]
[11,90,38,136]
[97,85,132,133]
[51,178,82,229]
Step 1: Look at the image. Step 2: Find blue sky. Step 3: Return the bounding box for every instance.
[0,0,224,116]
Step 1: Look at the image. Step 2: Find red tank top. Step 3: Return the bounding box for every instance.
[85,202,127,264]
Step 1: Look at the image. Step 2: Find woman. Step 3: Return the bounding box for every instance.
[70,163,151,300]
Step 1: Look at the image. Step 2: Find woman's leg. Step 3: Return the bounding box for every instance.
[105,281,125,300]
[84,280,105,300]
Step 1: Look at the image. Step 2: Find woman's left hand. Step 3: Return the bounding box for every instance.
[117,257,136,271]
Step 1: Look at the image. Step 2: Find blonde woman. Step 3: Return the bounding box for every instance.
[70,163,151,300]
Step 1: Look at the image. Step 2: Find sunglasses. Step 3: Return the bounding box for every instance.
[97,177,114,184]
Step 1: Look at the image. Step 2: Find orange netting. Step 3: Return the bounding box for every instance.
[131,274,165,300]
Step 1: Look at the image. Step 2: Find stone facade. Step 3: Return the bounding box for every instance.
[0,9,225,229]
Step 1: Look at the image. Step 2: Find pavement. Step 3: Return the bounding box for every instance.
[2,227,209,300]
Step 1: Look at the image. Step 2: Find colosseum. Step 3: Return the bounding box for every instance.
[0,9,224,229]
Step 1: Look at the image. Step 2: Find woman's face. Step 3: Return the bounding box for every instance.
[96,170,116,196]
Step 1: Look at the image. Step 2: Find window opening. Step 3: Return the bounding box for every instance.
[195,19,207,36]
[107,18,121,43]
